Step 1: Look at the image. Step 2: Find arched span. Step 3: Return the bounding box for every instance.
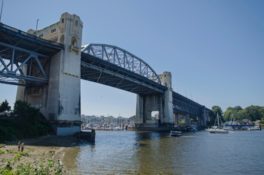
[81,44,161,84]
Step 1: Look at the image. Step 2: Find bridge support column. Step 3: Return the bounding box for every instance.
[16,13,83,135]
[201,107,210,127]
[135,94,163,128]
[135,72,175,130]
[159,72,174,126]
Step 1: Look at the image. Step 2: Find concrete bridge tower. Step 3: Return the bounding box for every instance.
[135,71,174,129]
[16,12,83,135]
[159,72,174,125]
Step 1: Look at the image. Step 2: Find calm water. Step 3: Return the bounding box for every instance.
[76,131,264,175]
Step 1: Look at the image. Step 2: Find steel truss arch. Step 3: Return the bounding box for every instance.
[81,44,161,84]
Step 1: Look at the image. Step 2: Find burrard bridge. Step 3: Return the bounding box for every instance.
[0,13,210,135]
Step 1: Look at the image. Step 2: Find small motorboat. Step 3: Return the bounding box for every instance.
[170,130,182,137]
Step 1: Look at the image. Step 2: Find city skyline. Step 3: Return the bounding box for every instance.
[0,0,264,117]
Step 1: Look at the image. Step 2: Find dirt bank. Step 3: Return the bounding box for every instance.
[0,135,80,175]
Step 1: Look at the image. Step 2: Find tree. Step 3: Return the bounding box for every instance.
[0,100,11,112]
[223,105,264,122]
[243,105,263,121]
[223,106,244,121]
[13,101,31,117]
[13,100,53,137]
[212,106,223,116]
[211,106,224,123]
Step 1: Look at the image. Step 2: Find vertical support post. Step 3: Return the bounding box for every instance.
[135,94,144,127]
[159,72,174,126]
[135,94,163,129]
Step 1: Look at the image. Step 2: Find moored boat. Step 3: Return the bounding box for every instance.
[208,127,228,134]
[170,130,182,137]
[207,114,229,134]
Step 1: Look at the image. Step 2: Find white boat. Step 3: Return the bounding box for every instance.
[248,125,260,131]
[208,126,228,134]
[207,114,229,134]
[170,130,182,137]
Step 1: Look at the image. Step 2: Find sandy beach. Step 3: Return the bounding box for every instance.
[0,136,80,175]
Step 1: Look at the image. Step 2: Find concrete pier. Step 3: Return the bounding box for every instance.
[135,72,175,129]
[16,13,83,135]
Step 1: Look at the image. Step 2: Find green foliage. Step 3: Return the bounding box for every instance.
[0,169,14,175]
[0,100,11,113]
[212,106,223,116]
[224,106,244,121]
[210,106,224,124]
[222,105,264,122]
[0,100,53,142]
[0,122,18,142]
[0,149,6,154]
[0,162,14,175]
[0,148,63,175]
[13,152,28,162]
[0,160,63,175]
[210,105,264,123]
[243,106,263,121]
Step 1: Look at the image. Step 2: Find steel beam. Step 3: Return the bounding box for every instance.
[0,41,49,86]
[81,61,164,93]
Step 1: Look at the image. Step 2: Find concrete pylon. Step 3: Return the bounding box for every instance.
[135,71,174,129]
[159,72,174,126]
[16,12,83,135]
[135,94,162,128]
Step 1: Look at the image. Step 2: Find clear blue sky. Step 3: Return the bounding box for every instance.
[0,0,264,117]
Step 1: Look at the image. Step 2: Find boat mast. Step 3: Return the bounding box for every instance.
[217,113,220,127]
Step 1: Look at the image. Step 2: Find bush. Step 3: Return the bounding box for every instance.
[0,100,11,113]
[0,100,53,142]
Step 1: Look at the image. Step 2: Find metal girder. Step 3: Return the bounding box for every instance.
[172,91,203,116]
[81,61,164,94]
[81,44,161,84]
[0,41,49,86]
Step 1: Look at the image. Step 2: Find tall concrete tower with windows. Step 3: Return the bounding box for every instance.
[16,12,83,135]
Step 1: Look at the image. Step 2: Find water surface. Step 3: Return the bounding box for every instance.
[76,131,264,175]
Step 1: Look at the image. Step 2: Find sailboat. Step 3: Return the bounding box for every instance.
[207,113,228,134]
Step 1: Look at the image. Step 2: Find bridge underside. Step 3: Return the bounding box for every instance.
[172,92,209,127]
[81,53,166,95]
[0,23,63,86]
[173,91,202,116]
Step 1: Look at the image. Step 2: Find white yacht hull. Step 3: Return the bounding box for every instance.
[208,128,229,134]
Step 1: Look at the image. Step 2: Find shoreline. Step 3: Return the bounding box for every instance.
[0,135,80,174]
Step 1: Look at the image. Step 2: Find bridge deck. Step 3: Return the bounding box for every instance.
[0,23,63,56]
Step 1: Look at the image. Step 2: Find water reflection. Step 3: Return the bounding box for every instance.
[76,131,264,175]
[135,132,179,174]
